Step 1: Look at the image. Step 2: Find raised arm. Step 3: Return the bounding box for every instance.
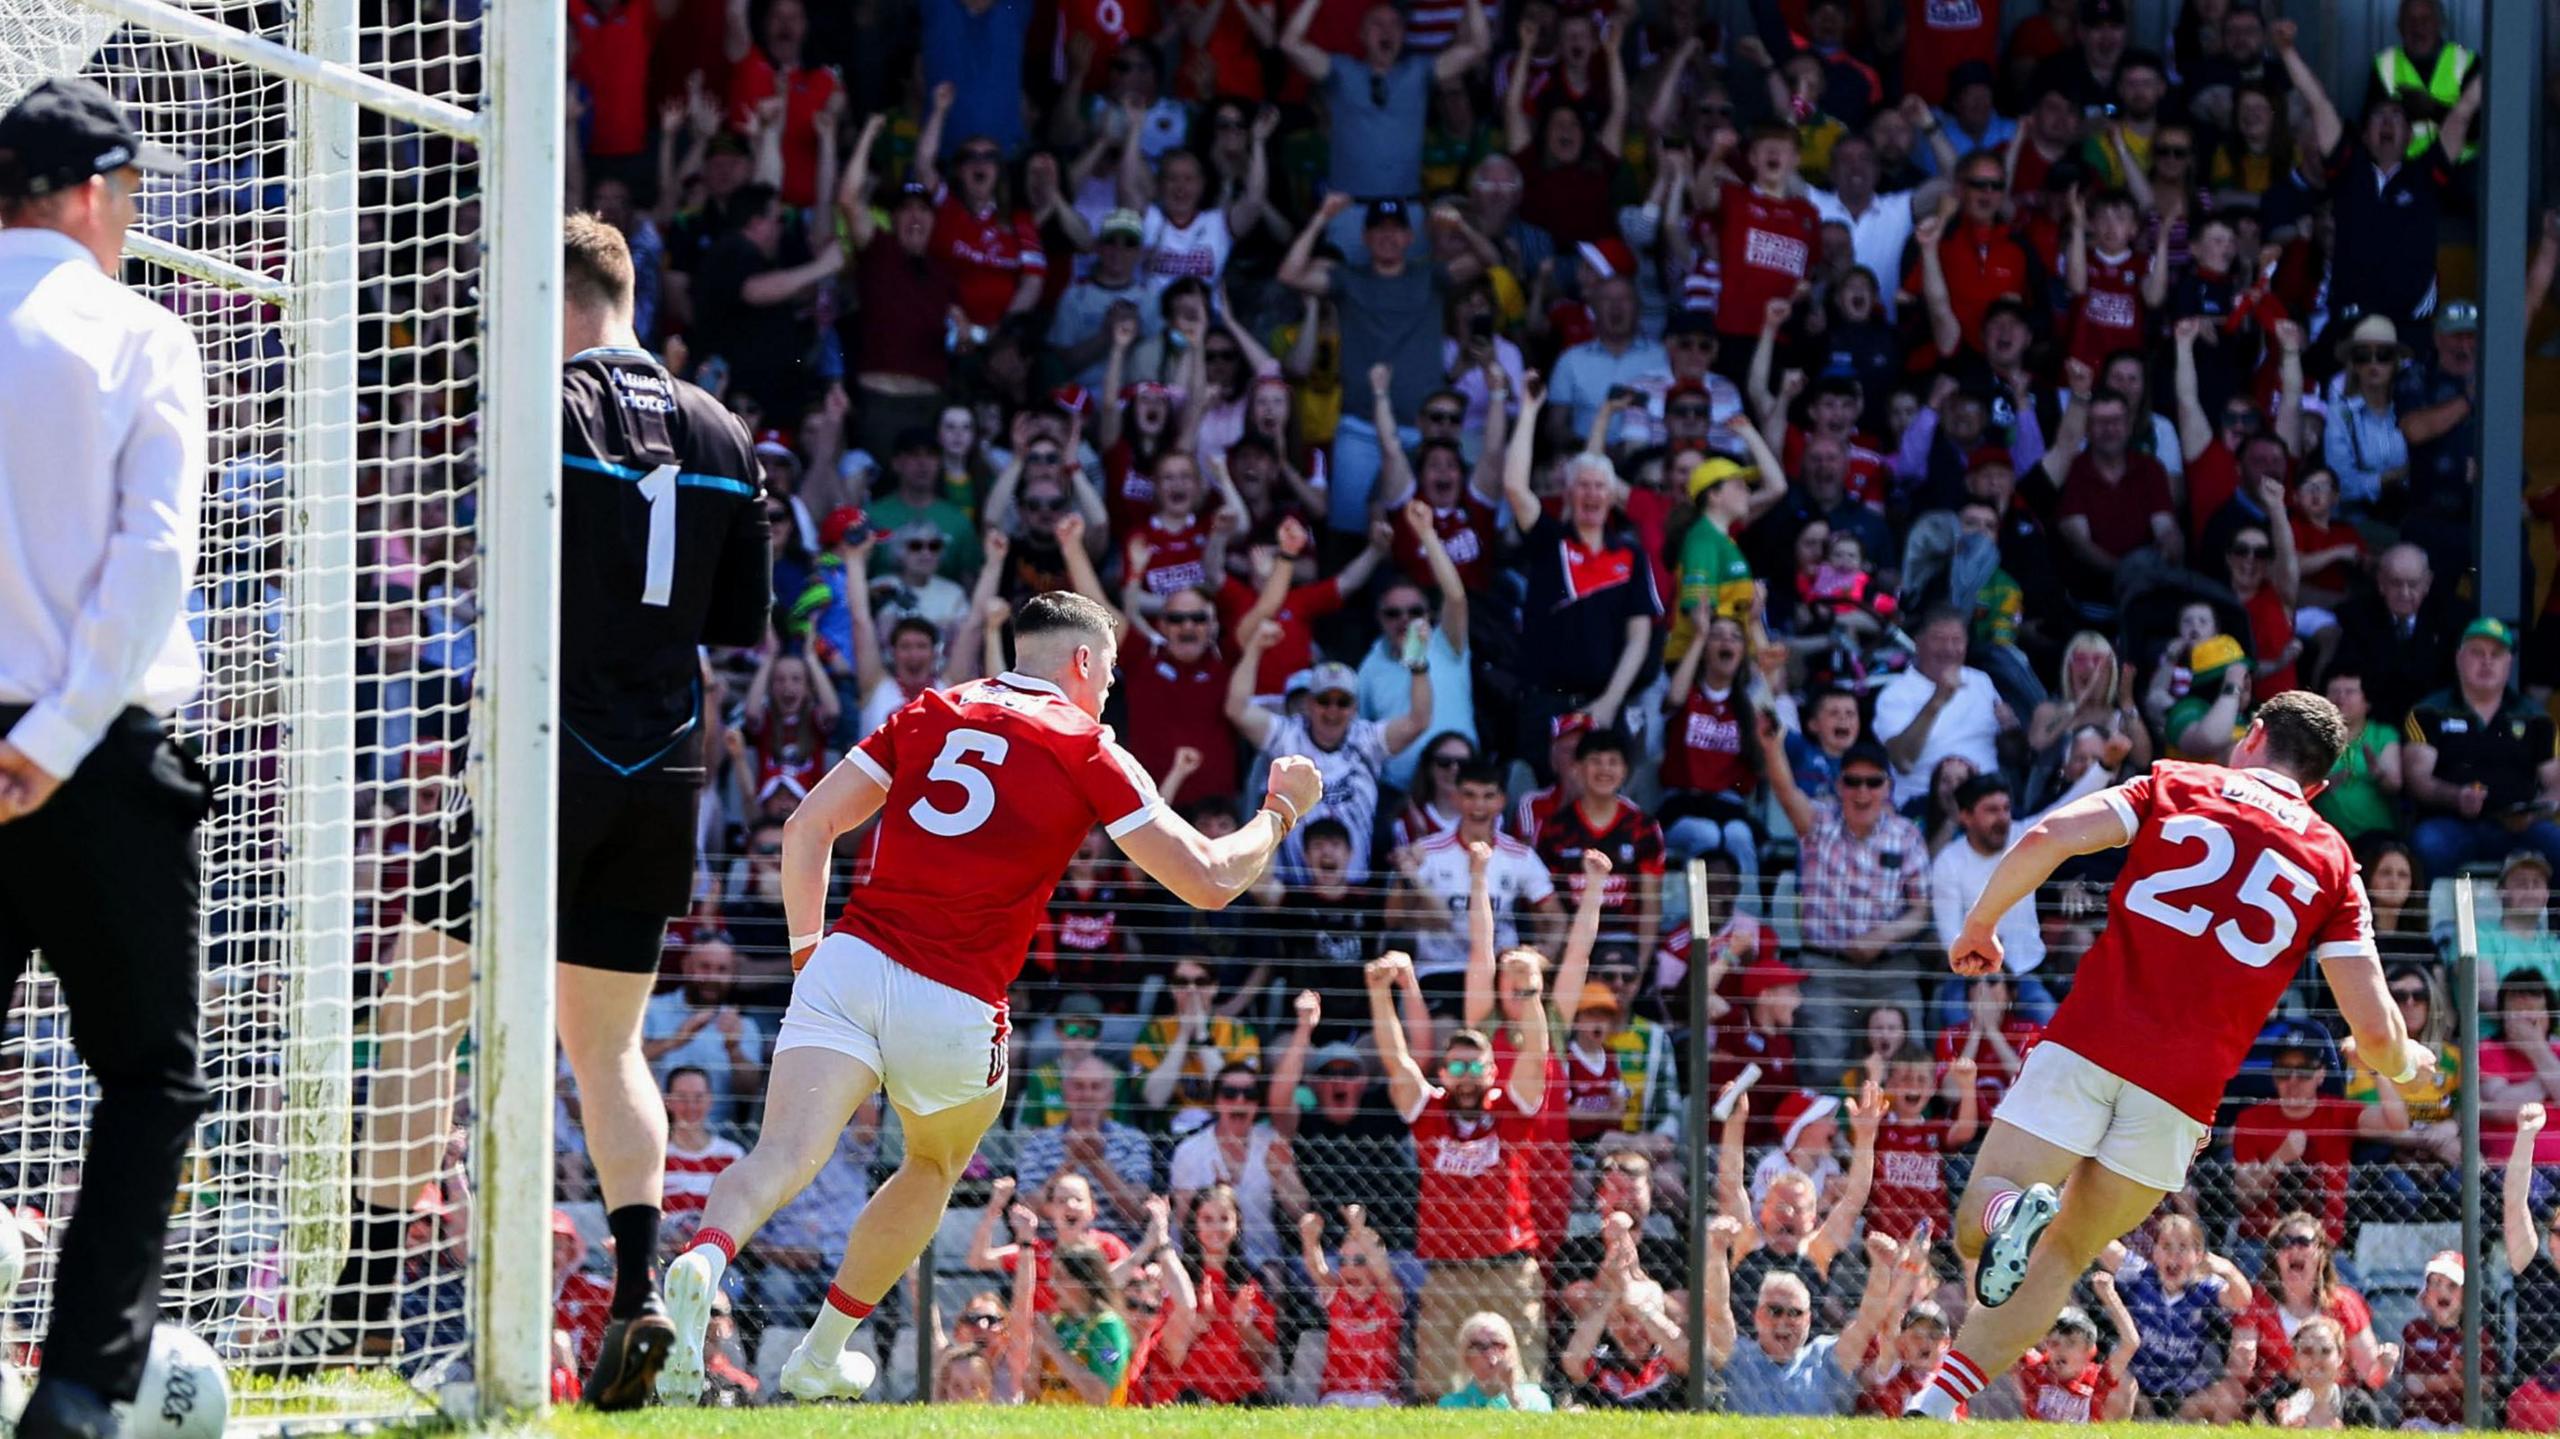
[1401,499,1471,650]
[914,81,956,194]
[1433,0,1491,80]
[1278,0,1333,82]
[1115,755,1324,909]
[1499,949,1551,1112]
[2172,317,2213,460]
[1500,370,1547,537]
[1115,95,1156,210]
[1810,1082,1883,1266]
[1947,787,2133,974]
[1753,711,1818,836]
[836,113,887,250]
[1701,1214,1742,1367]
[2271,21,2342,158]
[2438,76,2484,163]
[1266,989,1321,1137]
[1502,18,1539,154]
[1598,21,1631,155]
[2509,1103,2548,1273]
[1913,205,1963,356]
[1278,193,1351,295]
[1459,844,1499,1026]
[1367,951,1430,1116]
[1833,1228,1906,1372]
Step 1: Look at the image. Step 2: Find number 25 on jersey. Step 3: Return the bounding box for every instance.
[2123,814,2323,968]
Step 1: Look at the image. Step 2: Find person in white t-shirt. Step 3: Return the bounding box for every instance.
[1872,606,2014,806]
[1924,759,2126,1033]
[1397,762,1559,991]
[1118,103,1276,285]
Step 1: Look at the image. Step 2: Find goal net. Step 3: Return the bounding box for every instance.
[0,0,555,1424]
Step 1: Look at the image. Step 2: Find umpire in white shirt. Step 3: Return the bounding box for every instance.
[0,78,212,1439]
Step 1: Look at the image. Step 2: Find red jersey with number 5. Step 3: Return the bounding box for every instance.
[839,671,1165,1004]
[2040,761,2374,1123]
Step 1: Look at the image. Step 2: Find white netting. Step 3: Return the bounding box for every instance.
[0,0,487,1422]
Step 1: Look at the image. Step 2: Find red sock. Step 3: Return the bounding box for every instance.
[1980,1188,2023,1234]
[825,1284,874,1320]
[686,1227,738,1265]
[1933,1348,1991,1402]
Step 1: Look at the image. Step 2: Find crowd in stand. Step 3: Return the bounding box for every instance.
[502,0,2560,1417]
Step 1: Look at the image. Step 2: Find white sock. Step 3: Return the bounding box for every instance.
[802,1284,869,1359]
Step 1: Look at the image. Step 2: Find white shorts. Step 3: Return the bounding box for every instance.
[775,932,1009,1116]
[1991,1043,2211,1193]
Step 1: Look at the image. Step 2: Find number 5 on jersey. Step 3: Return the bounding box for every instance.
[912,729,1008,836]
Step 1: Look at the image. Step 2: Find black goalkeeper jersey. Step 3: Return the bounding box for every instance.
[560,346,770,775]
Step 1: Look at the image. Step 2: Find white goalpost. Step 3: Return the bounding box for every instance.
[0,0,557,1422]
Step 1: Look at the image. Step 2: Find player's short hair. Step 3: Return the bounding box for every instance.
[1954,773,2009,811]
[1454,761,1507,791]
[1010,591,1118,649]
[562,212,636,314]
[2254,690,2350,782]
[1575,729,1631,763]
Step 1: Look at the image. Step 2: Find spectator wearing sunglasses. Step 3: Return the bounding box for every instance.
[1360,504,1475,791]
[2321,313,2412,508]
[1016,1054,1155,1239]
[1705,1218,1910,1416]
[1765,740,1931,1087]
[868,521,970,638]
[861,427,980,581]
[1134,963,1265,1135]
[1014,994,1133,1129]
[1169,1071,1291,1276]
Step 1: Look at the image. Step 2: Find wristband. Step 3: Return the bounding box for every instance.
[2387,1048,2421,1086]
[1263,791,1301,839]
[789,931,824,955]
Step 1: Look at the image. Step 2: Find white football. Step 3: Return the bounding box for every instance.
[115,1324,227,1439]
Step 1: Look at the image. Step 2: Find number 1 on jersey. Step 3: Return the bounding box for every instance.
[639,463,679,607]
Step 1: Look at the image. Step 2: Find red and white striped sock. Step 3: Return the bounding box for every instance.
[804,1283,873,1358]
[1980,1188,2024,1235]
[1907,1348,1990,1418]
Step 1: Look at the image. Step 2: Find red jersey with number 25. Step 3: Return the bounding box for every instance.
[2040,761,2374,1123]
[838,671,1166,1005]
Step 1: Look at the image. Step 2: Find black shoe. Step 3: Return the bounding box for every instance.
[583,1295,675,1411]
[17,1378,116,1439]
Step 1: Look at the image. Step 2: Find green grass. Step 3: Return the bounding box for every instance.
[364,1409,2530,1439]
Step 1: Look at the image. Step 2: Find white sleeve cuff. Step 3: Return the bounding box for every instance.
[844,747,891,788]
[1104,800,1167,839]
[4,701,98,782]
[2098,786,2140,838]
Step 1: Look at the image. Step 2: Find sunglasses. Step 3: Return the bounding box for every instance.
[1669,403,1712,418]
[1422,408,1464,425]
[2154,144,2193,158]
[1215,115,1247,130]
[1466,1338,1509,1353]
[1700,103,1736,119]
[1430,753,1468,768]
[1061,1021,1102,1040]
[1217,1084,1259,1100]
[1964,176,2005,191]
[1026,448,1064,465]
[2349,346,2399,366]
[2222,410,2262,431]
[2271,1233,2321,1250]
[1206,348,1241,363]
[1311,695,1355,710]
[1380,605,1428,621]
[907,537,947,552]
[1163,610,1214,626]
[1022,496,1068,514]
[961,147,1002,164]
[2273,1066,2318,1080]
[1173,973,1213,988]
[2228,542,2271,558]
[765,508,789,522]
[2392,987,2429,1002]
[1444,1059,1489,1077]
[1760,1304,1809,1319]
[752,844,782,856]
[1839,773,1889,790]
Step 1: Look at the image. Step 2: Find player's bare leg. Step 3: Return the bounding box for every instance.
[557,960,676,1408]
[1908,1127,2165,1418]
[659,1043,885,1403]
[264,923,469,1374]
[780,1085,1008,1402]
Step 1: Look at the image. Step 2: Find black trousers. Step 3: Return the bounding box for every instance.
[0,707,210,1401]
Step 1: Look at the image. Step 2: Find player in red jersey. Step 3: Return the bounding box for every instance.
[655,592,1322,1404]
[1905,692,2432,1419]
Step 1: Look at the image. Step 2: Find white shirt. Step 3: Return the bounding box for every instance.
[1407,828,1554,977]
[1807,187,1916,317]
[0,228,207,778]
[1925,761,2113,975]
[1871,665,2004,805]
[1168,1122,1284,1268]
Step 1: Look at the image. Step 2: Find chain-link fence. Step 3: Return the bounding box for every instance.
[532,844,2553,1420]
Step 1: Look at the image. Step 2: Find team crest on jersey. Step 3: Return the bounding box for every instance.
[1924,0,1981,23]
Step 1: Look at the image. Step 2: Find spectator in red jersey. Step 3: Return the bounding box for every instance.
[2219,478,2305,703]
[915,86,1048,329]
[2063,188,2169,374]
[1053,530,1238,802]
[1660,609,1764,877]
[553,1208,614,1376]
[1158,1180,1277,1404]
[967,1171,1135,1317]
[1862,1296,1958,1417]
[1561,1214,1689,1410]
[2011,1280,2140,1421]
[1934,971,2042,1116]
[835,121,961,458]
[724,0,837,209]
[1367,947,1551,1400]
[2397,1250,2495,1429]
[1700,125,1821,375]
[1220,512,1392,701]
[2230,1041,2407,1245]
[1867,1045,1978,1243]
[659,1067,746,1247]
[1904,152,2031,355]
[1509,713,1593,841]
[1300,1204,1405,1407]
[2055,372,2183,617]
[2241,1212,2394,1397]
[735,639,835,809]
[1535,729,1666,956]
[1712,961,1807,1146]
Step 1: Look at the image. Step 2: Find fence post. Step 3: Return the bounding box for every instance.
[2456,876,2484,1430]
[1684,858,1712,1412]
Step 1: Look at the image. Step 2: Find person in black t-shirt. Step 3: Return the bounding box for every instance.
[1275,818,1393,1043]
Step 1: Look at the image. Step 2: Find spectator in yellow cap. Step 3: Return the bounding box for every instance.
[2164,634,2253,761]
[1669,420,1789,661]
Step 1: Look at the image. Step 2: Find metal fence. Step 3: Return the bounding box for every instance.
[538,850,2543,1421]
